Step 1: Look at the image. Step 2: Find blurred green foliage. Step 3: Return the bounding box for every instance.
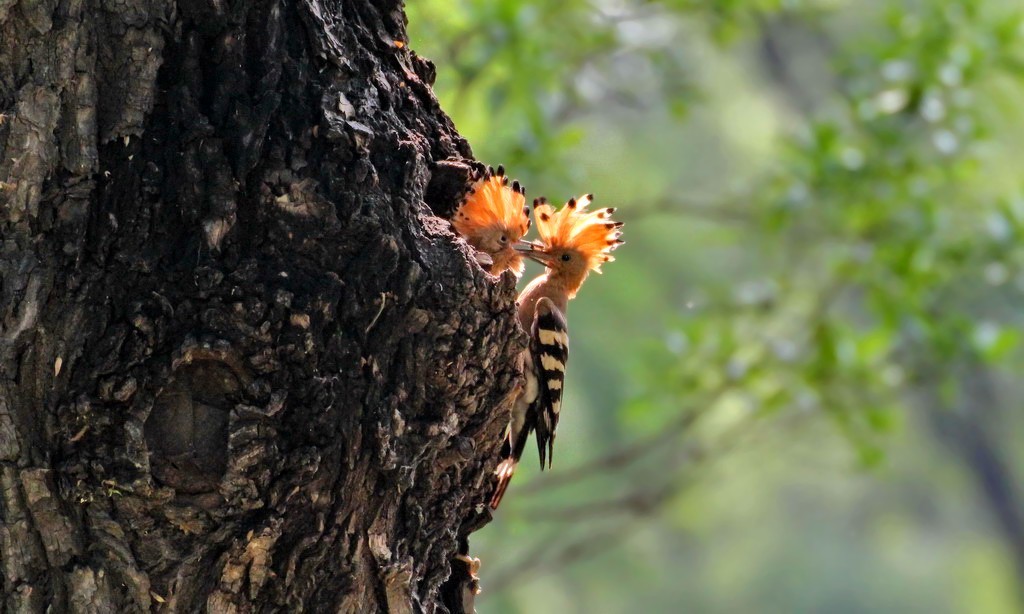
[409,0,1024,612]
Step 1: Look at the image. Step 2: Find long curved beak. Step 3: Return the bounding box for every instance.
[514,241,553,265]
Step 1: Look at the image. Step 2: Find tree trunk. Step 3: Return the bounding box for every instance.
[922,360,1024,603]
[0,1,520,611]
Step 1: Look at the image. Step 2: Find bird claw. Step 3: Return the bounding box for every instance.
[455,553,482,598]
[454,553,482,577]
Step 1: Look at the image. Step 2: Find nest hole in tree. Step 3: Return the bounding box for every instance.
[144,360,238,494]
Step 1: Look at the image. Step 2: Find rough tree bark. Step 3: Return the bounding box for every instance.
[0,0,521,611]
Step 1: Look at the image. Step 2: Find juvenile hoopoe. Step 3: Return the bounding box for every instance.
[451,164,531,276]
[490,194,623,508]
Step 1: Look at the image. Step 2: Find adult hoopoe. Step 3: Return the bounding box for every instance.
[490,194,623,508]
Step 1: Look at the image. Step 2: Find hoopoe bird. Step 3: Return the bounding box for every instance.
[451,164,531,276]
[490,194,623,508]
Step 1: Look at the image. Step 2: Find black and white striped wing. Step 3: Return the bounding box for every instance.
[530,297,568,469]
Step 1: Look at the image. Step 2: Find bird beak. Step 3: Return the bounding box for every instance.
[514,241,553,265]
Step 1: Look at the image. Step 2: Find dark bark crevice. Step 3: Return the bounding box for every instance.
[1,0,514,611]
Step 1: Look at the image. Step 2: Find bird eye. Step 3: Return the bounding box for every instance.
[561,254,571,262]
[499,235,508,243]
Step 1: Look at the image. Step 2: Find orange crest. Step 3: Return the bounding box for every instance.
[533,194,623,273]
[452,165,530,244]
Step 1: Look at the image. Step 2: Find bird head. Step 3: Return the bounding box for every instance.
[517,194,623,297]
[452,165,531,276]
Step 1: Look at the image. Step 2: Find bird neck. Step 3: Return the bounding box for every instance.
[517,273,571,330]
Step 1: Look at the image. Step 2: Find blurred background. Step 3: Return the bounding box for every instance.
[408,1,1024,611]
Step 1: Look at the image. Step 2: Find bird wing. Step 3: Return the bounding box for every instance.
[530,297,568,469]
[489,297,569,509]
